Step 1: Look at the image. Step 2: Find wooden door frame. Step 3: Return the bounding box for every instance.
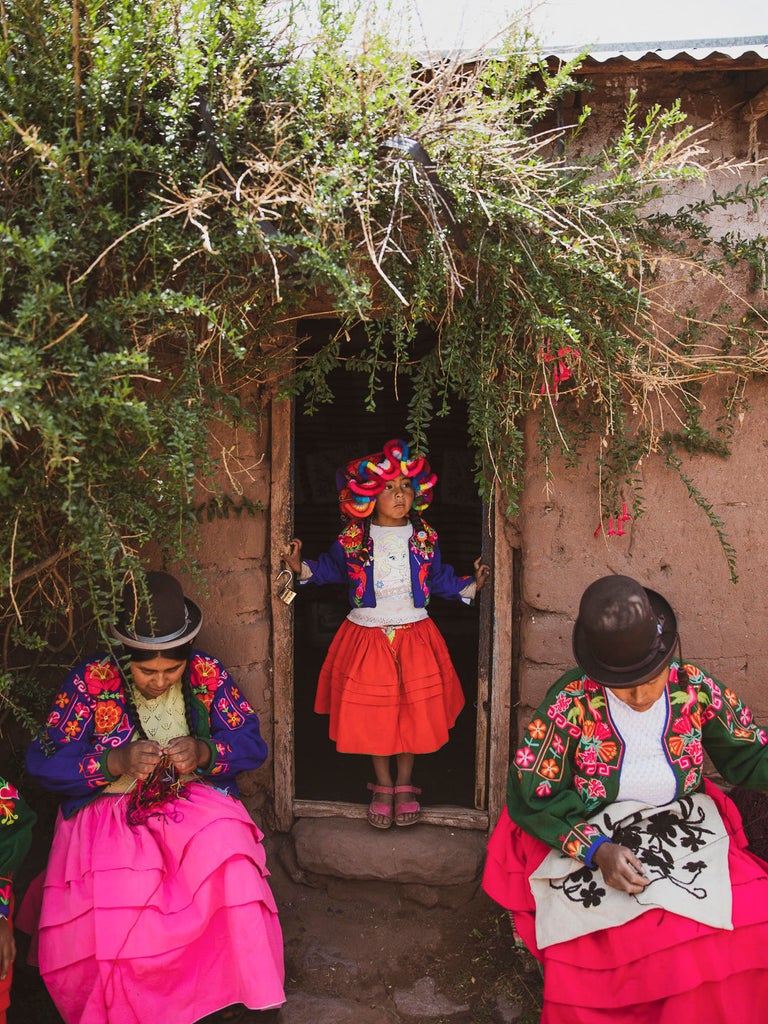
[269,396,514,832]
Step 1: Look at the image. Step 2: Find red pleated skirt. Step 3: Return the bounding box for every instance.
[314,617,465,755]
[482,781,768,1023]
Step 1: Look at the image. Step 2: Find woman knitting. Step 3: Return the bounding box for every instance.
[20,571,285,1024]
[483,574,768,1023]
[284,438,489,829]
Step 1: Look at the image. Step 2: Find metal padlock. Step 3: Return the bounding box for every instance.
[275,568,296,605]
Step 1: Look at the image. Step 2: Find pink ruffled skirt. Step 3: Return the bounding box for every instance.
[482,782,768,1023]
[19,782,285,1024]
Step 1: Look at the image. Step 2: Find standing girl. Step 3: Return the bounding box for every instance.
[284,438,489,829]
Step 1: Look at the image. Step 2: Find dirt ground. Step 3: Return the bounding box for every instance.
[10,823,544,1024]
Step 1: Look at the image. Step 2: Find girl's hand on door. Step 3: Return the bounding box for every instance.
[282,538,303,574]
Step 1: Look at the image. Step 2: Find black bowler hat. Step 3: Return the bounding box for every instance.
[572,575,678,688]
[110,571,203,651]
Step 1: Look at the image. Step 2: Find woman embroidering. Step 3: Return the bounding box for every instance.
[483,574,768,1023]
[19,571,285,1024]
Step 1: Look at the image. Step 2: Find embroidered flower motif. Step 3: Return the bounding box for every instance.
[535,781,552,798]
[46,710,62,728]
[55,691,70,708]
[190,656,222,708]
[539,758,559,779]
[551,693,572,715]
[576,747,598,769]
[84,661,120,696]
[83,756,102,778]
[565,839,585,859]
[0,795,18,826]
[410,524,437,558]
[515,747,535,769]
[587,779,607,799]
[0,782,19,802]
[684,769,699,792]
[527,718,547,740]
[94,699,123,735]
[340,522,365,553]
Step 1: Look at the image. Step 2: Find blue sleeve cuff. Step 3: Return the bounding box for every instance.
[584,834,611,868]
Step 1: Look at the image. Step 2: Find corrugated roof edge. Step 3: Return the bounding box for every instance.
[541,36,768,63]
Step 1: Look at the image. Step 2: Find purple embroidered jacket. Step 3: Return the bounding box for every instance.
[26,650,268,818]
[302,519,472,609]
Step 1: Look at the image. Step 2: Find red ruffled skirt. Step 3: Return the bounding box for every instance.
[314,617,464,755]
[17,783,285,1024]
[482,782,768,1023]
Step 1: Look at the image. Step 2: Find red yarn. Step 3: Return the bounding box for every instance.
[126,755,189,826]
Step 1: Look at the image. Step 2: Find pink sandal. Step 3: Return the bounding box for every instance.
[394,785,422,827]
[367,783,394,829]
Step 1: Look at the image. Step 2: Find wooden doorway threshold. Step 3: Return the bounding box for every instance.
[293,798,488,831]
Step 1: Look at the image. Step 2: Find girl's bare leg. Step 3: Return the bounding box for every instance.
[369,754,394,827]
[395,752,420,824]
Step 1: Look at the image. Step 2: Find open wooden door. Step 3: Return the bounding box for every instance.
[270,321,516,832]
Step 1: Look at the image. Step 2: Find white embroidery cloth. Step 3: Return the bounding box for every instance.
[529,793,732,948]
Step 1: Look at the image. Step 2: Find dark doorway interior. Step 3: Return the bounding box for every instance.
[292,320,484,809]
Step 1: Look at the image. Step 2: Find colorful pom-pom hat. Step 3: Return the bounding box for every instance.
[336,438,437,520]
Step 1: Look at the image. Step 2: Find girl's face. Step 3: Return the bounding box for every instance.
[607,665,670,712]
[130,654,187,699]
[373,474,414,526]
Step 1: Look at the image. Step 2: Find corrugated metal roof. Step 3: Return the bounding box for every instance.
[543,36,768,64]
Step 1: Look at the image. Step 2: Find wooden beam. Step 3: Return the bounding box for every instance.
[270,394,295,832]
[487,490,515,832]
[742,82,768,122]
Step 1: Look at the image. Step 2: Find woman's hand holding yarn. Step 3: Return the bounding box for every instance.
[107,739,163,781]
[164,736,210,774]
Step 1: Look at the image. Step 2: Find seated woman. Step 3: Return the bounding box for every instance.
[483,574,768,1024]
[20,571,285,1024]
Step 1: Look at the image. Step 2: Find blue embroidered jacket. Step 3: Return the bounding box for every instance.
[26,650,268,818]
[302,519,472,608]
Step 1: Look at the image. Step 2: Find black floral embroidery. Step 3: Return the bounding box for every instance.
[550,796,717,908]
[551,866,608,908]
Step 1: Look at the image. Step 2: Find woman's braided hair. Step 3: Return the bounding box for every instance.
[119,642,196,738]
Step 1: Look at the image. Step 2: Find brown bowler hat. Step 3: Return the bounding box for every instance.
[572,575,677,688]
[110,571,203,651]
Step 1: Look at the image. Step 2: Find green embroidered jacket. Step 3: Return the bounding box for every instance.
[507,661,768,865]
